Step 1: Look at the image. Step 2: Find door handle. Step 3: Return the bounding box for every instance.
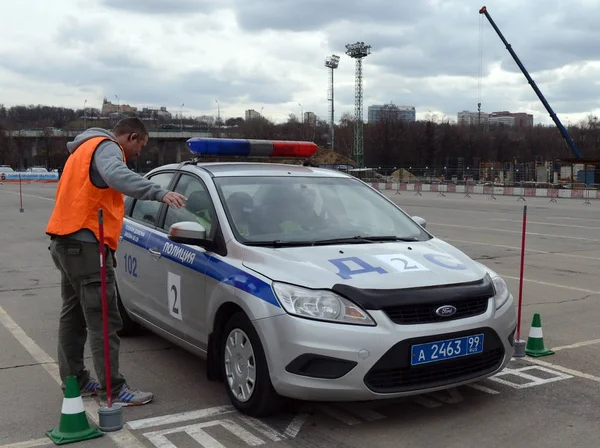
[148,248,162,260]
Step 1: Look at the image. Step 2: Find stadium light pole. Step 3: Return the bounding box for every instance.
[325,54,340,151]
[345,42,371,166]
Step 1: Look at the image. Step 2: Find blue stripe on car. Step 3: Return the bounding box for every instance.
[121,220,280,308]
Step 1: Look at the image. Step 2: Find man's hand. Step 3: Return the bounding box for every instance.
[162,191,187,208]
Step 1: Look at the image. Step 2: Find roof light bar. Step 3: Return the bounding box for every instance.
[186,138,318,158]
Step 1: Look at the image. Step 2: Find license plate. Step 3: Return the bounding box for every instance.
[411,333,484,366]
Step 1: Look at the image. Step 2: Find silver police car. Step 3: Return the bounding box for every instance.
[115,138,517,417]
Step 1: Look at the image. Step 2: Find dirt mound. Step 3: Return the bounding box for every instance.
[389,168,416,182]
[311,148,357,166]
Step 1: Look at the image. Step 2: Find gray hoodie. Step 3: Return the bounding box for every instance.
[61,127,170,243]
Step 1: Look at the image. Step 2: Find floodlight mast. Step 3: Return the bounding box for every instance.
[345,42,371,166]
[325,54,340,151]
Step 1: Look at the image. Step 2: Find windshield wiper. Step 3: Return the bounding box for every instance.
[310,235,420,245]
[244,240,315,248]
[244,236,421,248]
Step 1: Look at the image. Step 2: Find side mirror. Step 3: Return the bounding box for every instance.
[168,221,207,245]
[412,216,427,229]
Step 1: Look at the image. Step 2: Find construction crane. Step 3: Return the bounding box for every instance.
[479,6,583,159]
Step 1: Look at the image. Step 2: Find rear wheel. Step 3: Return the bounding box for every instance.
[220,312,285,417]
[116,287,141,336]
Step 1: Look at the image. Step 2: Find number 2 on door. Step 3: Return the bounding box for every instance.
[167,272,182,321]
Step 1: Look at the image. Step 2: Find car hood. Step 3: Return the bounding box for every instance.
[242,237,488,290]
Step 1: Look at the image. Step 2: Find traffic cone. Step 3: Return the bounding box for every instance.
[46,376,103,445]
[525,313,554,357]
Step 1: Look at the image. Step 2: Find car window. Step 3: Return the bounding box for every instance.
[162,173,216,239]
[130,172,174,226]
[213,176,429,243]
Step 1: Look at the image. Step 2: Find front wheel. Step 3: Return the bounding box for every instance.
[220,312,285,417]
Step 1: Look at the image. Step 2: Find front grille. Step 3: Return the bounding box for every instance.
[383,297,490,325]
[364,327,505,393]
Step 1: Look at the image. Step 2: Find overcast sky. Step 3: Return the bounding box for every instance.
[1,0,600,126]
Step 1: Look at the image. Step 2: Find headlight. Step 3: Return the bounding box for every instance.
[272,282,376,326]
[490,275,510,310]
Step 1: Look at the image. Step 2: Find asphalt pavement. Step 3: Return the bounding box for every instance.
[1,182,599,448]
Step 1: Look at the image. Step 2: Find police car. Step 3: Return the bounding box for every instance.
[115,137,517,417]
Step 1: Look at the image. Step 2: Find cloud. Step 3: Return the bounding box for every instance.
[1,0,600,126]
[99,0,224,15]
[232,0,431,32]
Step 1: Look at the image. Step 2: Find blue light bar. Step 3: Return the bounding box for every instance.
[186,138,318,158]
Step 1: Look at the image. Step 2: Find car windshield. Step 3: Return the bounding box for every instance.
[213,175,430,245]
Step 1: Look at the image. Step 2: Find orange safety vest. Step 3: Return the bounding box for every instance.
[46,136,127,251]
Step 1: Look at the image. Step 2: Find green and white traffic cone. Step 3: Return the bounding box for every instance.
[525,313,555,357]
[46,376,103,445]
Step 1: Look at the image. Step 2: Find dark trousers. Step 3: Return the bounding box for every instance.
[49,237,126,396]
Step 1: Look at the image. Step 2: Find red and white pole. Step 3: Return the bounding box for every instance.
[514,204,527,357]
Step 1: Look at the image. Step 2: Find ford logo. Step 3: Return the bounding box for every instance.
[435,305,457,317]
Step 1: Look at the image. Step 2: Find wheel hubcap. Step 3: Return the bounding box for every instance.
[224,328,256,402]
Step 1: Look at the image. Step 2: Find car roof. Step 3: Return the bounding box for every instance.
[151,161,353,179]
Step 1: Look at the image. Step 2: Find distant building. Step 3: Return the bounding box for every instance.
[457,110,489,126]
[101,98,137,115]
[245,109,261,120]
[490,111,533,127]
[303,111,317,125]
[368,104,416,123]
[489,115,516,127]
[140,106,172,120]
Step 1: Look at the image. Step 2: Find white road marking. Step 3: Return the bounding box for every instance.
[283,412,311,439]
[444,238,600,262]
[500,275,600,295]
[431,222,600,243]
[0,306,146,448]
[467,383,500,394]
[319,405,362,425]
[0,189,54,202]
[143,419,264,448]
[127,405,236,430]
[547,216,600,221]
[425,388,463,404]
[552,338,600,352]
[0,438,52,448]
[490,218,600,230]
[411,396,443,408]
[237,415,285,442]
[490,366,573,389]
[525,358,600,384]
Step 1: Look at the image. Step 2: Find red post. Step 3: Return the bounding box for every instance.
[516,205,527,340]
[98,209,113,408]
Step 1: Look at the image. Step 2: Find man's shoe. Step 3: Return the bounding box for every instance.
[81,378,101,397]
[61,377,100,397]
[112,384,154,407]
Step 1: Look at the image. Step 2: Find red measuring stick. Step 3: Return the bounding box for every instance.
[98,209,113,408]
[516,205,527,341]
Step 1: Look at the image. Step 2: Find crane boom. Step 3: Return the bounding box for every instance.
[479,6,583,159]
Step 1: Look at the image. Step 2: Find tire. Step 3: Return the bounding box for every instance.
[220,312,285,417]
[116,288,141,337]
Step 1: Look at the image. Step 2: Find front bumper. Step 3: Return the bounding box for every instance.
[253,294,516,402]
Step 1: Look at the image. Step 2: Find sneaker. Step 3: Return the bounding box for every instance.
[61,377,100,398]
[112,384,154,407]
[80,378,100,397]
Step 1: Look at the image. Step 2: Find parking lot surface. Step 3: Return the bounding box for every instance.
[1,182,599,448]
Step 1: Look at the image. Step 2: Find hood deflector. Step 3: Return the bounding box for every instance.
[331,275,495,311]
